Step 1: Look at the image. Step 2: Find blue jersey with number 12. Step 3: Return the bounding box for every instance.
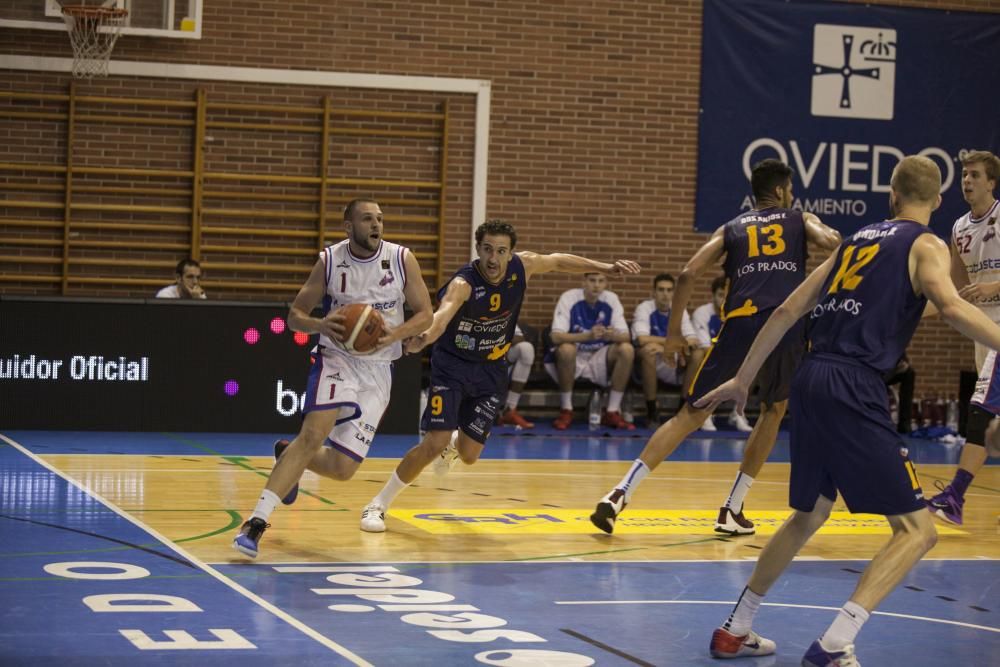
[809,220,930,374]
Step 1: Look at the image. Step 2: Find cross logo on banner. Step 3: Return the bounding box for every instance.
[811,24,897,120]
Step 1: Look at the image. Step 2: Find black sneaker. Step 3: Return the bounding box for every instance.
[274,439,298,505]
[232,517,269,558]
[590,488,627,534]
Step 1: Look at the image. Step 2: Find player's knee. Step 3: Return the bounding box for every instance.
[555,343,576,362]
[457,449,480,465]
[297,425,330,450]
[616,340,635,361]
[639,343,658,363]
[909,515,938,553]
[516,341,535,364]
[965,405,995,446]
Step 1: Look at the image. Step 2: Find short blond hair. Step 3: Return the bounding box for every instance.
[961,150,1000,183]
[891,155,941,205]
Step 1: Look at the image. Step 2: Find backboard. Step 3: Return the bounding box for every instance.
[0,0,203,39]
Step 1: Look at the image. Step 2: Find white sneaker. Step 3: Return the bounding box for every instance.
[701,415,717,431]
[729,412,752,432]
[360,502,386,533]
[432,430,460,476]
[710,627,776,658]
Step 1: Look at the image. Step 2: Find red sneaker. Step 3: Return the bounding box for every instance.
[498,408,535,429]
[601,410,635,430]
[552,409,574,430]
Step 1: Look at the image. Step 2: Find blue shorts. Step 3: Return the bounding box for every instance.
[687,310,805,407]
[789,353,926,516]
[421,348,507,444]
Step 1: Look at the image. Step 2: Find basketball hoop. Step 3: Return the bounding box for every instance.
[61,4,128,79]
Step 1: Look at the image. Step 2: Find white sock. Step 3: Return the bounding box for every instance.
[607,389,624,412]
[561,392,573,410]
[723,471,754,511]
[250,489,280,522]
[820,601,869,650]
[372,471,409,510]
[615,459,650,502]
[506,391,521,410]
[724,586,764,636]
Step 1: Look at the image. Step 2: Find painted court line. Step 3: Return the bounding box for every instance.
[0,433,373,667]
[553,599,1000,634]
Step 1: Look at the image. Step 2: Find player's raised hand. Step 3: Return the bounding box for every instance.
[610,259,641,275]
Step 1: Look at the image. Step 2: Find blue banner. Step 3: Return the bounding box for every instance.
[696,0,1000,237]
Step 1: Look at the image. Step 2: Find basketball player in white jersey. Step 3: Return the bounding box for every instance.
[927,150,1000,526]
[233,198,433,558]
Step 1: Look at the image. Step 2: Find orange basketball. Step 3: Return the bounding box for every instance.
[336,303,385,354]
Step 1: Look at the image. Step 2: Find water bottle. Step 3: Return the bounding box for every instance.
[888,388,898,426]
[933,393,946,427]
[946,394,959,431]
[588,390,602,431]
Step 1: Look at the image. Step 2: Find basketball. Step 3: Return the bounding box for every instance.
[336,303,385,354]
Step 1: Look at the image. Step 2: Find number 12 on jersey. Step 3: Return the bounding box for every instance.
[827,244,879,294]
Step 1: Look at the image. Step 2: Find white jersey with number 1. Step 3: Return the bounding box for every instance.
[320,239,409,362]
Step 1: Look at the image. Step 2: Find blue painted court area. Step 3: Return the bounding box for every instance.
[211,559,1000,666]
[1,428,975,464]
[0,438,360,666]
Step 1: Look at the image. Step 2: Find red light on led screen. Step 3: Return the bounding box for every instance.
[270,317,286,335]
[243,328,260,345]
[224,380,239,396]
[293,332,310,346]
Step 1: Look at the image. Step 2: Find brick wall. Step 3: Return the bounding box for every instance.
[2,0,998,397]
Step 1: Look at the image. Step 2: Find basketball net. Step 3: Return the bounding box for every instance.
[61,4,128,79]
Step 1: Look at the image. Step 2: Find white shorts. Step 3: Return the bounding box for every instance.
[972,349,1000,415]
[544,345,611,387]
[303,346,392,461]
[654,357,683,386]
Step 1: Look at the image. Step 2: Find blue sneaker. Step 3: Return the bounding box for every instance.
[927,481,963,525]
[274,439,298,505]
[232,517,269,559]
[802,640,860,666]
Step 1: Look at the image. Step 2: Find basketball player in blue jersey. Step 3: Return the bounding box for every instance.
[590,159,841,536]
[926,150,1000,525]
[359,218,640,532]
[699,155,1000,665]
[233,199,434,558]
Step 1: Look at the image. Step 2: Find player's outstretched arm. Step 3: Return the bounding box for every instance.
[378,250,433,349]
[404,277,472,355]
[914,234,1000,351]
[517,251,640,280]
[695,250,838,414]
